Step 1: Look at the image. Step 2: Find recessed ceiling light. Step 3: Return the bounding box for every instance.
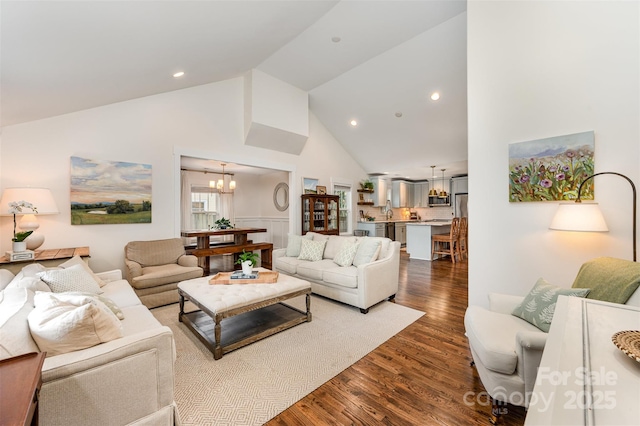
[430,92,440,101]
[173,71,185,78]
[350,120,357,126]
[395,112,403,118]
[383,172,389,174]
[331,36,341,43]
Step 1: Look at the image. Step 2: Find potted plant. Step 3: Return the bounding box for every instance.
[12,231,33,252]
[360,179,374,191]
[236,250,259,275]
[214,217,233,229]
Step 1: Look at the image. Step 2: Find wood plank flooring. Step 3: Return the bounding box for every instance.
[266,251,527,425]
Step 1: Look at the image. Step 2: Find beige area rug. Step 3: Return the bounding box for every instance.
[152,295,424,426]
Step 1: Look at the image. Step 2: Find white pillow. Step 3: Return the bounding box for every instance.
[27,291,123,356]
[333,241,360,267]
[37,264,103,294]
[285,234,313,257]
[298,239,327,262]
[59,255,106,287]
[352,238,382,267]
[0,288,40,359]
[6,276,51,293]
[0,269,16,291]
[66,292,124,320]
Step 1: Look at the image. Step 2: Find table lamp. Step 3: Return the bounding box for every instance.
[0,187,59,250]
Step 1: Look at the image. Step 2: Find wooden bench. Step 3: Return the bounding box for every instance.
[186,242,273,275]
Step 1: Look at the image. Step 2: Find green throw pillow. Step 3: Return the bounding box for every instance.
[333,241,360,267]
[298,239,326,262]
[285,234,313,257]
[512,278,590,332]
[571,257,640,304]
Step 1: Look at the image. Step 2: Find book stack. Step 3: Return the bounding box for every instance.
[230,270,259,280]
[5,250,35,261]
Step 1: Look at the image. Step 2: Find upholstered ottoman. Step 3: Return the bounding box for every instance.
[177,269,312,359]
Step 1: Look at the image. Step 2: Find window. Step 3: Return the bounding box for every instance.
[333,183,352,235]
[190,185,220,229]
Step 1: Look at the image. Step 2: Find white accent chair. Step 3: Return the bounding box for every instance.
[464,257,640,421]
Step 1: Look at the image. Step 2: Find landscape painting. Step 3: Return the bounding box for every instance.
[508,131,595,202]
[70,156,152,224]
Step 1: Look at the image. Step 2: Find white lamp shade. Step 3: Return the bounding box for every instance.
[549,202,609,232]
[0,187,59,215]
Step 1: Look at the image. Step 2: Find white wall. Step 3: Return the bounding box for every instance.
[467,1,640,307]
[1,77,367,272]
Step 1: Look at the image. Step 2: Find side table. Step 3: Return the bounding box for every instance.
[0,352,46,426]
[0,246,90,275]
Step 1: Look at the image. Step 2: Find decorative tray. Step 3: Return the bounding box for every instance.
[209,271,279,285]
[611,330,640,363]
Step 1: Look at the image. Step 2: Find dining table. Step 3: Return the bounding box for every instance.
[180,227,272,275]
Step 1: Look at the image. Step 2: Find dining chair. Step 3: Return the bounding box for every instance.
[432,217,460,263]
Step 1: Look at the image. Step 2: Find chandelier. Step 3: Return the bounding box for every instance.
[209,163,236,194]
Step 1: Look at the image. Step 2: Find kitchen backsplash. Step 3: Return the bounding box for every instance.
[364,206,455,221]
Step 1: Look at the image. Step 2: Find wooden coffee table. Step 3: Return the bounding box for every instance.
[178,268,312,359]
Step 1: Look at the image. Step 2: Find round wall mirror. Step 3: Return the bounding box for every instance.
[273,182,289,211]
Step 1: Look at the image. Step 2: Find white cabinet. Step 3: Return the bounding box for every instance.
[451,176,468,195]
[395,222,407,246]
[356,222,385,237]
[413,182,429,207]
[392,180,413,208]
[370,177,389,207]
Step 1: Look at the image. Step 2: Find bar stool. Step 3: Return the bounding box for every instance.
[432,217,460,263]
[458,217,468,260]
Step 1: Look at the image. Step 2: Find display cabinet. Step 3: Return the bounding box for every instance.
[301,194,339,235]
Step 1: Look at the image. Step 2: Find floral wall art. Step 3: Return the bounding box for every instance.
[70,156,152,224]
[508,131,595,202]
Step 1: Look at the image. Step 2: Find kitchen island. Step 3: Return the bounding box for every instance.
[406,221,452,261]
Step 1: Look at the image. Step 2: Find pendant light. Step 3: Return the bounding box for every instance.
[209,163,236,194]
[439,169,448,198]
[429,166,438,196]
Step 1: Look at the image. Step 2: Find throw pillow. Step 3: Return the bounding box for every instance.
[37,264,103,294]
[0,288,40,359]
[0,270,15,291]
[27,291,123,356]
[512,278,590,332]
[285,234,313,257]
[571,257,640,304]
[333,241,360,267]
[66,292,124,320]
[298,239,327,262]
[6,276,51,293]
[59,255,106,287]
[352,238,382,267]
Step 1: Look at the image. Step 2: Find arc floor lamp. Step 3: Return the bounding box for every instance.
[549,172,636,261]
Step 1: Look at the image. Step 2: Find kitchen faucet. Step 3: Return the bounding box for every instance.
[385,200,393,220]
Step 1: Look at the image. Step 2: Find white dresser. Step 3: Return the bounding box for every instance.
[526,296,640,425]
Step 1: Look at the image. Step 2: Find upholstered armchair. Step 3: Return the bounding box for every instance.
[464,257,640,420]
[125,238,203,308]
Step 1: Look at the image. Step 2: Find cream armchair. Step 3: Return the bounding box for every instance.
[464,257,640,420]
[125,238,203,308]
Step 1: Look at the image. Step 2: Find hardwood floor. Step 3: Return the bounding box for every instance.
[266,251,527,425]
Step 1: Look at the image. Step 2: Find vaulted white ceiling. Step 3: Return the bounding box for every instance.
[1,0,468,180]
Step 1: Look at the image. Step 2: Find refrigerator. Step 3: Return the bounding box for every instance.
[455,193,468,218]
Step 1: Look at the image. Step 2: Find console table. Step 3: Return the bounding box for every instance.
[0,246,90,274]
[0,352,46,426]
[181,228,272,275]
[526,296,640,425]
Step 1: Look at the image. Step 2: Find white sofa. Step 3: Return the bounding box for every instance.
[464,257,640,411]
[0,262,179,426]
[273,233,400,313]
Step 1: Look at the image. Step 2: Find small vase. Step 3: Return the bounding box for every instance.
[241,261,253,275]
[12,241,27,252]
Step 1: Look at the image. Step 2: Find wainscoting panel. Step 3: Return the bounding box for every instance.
[234,217,289,249]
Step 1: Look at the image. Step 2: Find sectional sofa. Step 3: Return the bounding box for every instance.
[273,233,400,313]
[0,257,178,425]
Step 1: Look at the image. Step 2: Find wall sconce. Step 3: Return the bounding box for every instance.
[0,187,60,250]
[549,172,636,261]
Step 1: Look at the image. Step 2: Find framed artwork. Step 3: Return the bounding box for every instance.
[317,185,327,195]
[358,193,365,202]
[70,156,152,224]
[508,131,595,202]
[303,177,318,194]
